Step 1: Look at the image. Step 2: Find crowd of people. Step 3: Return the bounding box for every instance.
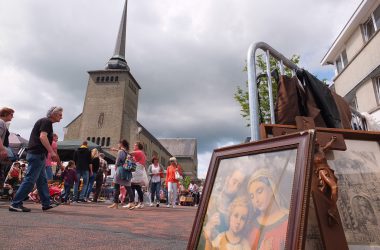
[0,106,202,213]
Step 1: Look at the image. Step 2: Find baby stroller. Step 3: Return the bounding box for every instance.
[2,162,22,201]
[28,183,63,205]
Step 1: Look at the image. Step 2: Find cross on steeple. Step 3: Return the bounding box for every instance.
[106,0,130,71]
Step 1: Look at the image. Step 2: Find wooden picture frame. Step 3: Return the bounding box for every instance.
[259,124,380,249]
[327,133,380,249]
[188,131,316,250]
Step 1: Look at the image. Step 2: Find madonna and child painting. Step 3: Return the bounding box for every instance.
[197,149,297,250]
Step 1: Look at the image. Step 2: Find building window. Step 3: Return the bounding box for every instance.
[105,76,109,82]
[350,95,358,110]
[87,137,90,141]
[363,5,380,41]
[375,4,380,29]
[115,76,119,82]
[374,77,380,105]
[91,137,95,143]
[110,76,114,82]
[96,77,100,82]
[101,137,105,146]
[101,77,105,82]
[335,49,348,74]
[96,137,100,145]
[106,137,110,146]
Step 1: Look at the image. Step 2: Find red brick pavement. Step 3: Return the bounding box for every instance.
[0,201,197,250]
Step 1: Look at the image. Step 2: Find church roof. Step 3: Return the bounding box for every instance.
[158,138,197,158]
[136,121,172,156]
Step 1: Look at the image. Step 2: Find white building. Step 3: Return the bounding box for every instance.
[321,0,380,122]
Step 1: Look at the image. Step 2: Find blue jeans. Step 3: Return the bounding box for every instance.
[63,183,72,202]
[150,182,161,203]
[45,166,53,180]
[85,174,95,199]
[11,153,50,208]
[73,169,89,200]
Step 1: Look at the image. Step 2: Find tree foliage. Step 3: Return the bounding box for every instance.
[234,54,300,126]
[181,176,191,189]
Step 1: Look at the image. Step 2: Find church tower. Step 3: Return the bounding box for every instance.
[64,0,140,148]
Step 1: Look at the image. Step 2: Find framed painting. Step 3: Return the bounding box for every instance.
[326,132,380,250]
[188,131,316,250]
[258,123,380,249]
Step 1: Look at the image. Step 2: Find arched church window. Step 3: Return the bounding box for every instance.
[87,137,90,141]
[115,76,119,82]
[101,137,105,146]
[106,137,110,146]
[96,137,100,145]
[96,77,100,82]
[105,76,109,82]
[110,76,114,81]
[101,77,105,82]
[91,137,95,143]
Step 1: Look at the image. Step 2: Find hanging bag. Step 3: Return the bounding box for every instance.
[123,159,137,172]
[115,150,132,181]
[132,163,149,186]
[175,169,183,180]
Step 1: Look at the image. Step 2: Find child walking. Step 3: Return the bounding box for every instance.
[61,160,77,204]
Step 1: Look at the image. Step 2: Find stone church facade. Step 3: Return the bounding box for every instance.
[64,0,172,166]
[64,0,198,179]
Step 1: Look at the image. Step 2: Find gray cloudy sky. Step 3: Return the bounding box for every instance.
[0,0,361,178]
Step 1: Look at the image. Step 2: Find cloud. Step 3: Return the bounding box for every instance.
[0,0,362,178]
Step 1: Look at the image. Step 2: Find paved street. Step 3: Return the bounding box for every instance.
[0,200,197,250]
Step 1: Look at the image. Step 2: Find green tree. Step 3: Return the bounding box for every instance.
[182,176,191,189]
[234,54,300,126]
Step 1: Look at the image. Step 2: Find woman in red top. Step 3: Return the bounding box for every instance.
[129,141,147,209]
[165,157,182,208]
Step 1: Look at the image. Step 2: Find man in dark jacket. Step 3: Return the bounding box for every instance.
[73,141,92,202]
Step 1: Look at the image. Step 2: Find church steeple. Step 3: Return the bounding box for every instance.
[106,0,130,71]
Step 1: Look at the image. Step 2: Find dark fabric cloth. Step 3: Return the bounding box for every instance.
[274,75,326,127]
[92,157,100,173]
[296,69,342,128]
[73,147,92,171]
[332,92,352,129]
[27,118,53,155]
[275,75,305,125]
[62,168,77,186]
[304,87,327,127]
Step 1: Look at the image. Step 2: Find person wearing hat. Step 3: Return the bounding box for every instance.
[165,156,183,208]
[9,106,63,212]
[147,156,164,207]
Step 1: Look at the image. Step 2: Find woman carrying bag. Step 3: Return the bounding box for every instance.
[129,142,147,209]
[108,139,134,209]
[165,157,183,208]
